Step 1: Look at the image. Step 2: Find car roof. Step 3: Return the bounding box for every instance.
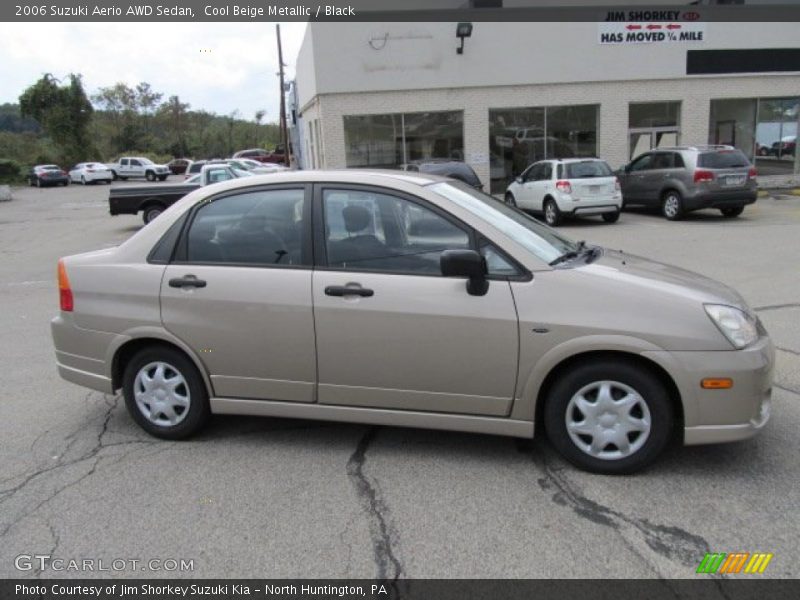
[187,169,448,190]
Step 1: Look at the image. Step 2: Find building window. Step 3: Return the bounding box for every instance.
[344,111,464,168]
[628,101,681,159]
[710,97,798,175]
[489,104,599,194]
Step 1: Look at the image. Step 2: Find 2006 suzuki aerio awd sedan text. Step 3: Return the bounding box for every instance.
[51,170,773,474]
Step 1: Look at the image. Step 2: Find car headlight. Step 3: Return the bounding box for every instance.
[704,304,759,349]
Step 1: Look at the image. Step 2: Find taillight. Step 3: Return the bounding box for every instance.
[748,167,757,179]
[57,259,73,312]
[694,169,714,183]
[556,180,572,194]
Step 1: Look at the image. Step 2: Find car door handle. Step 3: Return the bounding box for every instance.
[325,285,374,297]
[169,275,207,288]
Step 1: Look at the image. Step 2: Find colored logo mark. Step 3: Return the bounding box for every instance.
[696,552,773,574]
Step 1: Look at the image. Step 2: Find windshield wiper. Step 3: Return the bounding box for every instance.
[549,240,586,266]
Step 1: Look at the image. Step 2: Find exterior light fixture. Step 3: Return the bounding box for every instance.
[456,22,473,54]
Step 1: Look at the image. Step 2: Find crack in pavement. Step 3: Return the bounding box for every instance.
[0,393,158,539]
[776,346,800,357]
[775,383,800,396]
[346,427,403,581]
[533,449,713,578]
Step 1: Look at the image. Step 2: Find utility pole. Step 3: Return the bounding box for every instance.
[276,24,289,167]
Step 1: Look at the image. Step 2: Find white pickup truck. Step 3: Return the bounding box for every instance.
[106,157,171,182]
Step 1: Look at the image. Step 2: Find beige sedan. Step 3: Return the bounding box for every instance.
[51,170,773,473]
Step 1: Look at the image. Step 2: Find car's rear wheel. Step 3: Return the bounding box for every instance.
[544,198,563,226]
[142,203,166,224]
[122,346,210,440]
[602,210,620,223]
[661,190,684,221]
[720,206,744,218]
[544,360,673,474]
[504,192,517,207]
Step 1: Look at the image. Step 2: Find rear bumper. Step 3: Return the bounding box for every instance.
[51,315,115,394]
[559,192,623,215]
[684,188,758,210]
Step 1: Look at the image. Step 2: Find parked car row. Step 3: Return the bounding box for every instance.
[504,145,759,224]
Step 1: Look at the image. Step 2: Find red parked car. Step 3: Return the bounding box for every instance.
[233,146,286,164]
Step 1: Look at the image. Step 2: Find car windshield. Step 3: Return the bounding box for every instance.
[697,150,750,169]
[564,160,612,178]
[429,181,578,264]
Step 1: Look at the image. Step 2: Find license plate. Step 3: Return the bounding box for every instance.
[724,175,746,186]
[588,185,601,194]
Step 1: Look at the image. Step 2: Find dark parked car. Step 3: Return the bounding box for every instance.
[769,136,796,158]
[167,158,191,175]
[28,165,69,187]
[401,159,483,189]
[617,146,757,220]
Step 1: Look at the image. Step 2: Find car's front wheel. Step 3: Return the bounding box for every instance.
[720,206,744,218]
[544,198,563,226]
[504,192,517,207]
[544,360,673,474]
[122,346,210,440]
[145,170,156,182]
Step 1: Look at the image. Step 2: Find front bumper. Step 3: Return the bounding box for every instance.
[643,335,774,445]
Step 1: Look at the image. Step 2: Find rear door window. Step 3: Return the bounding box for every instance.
[697,150,750,169]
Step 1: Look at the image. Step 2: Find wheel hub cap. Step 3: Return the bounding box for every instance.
[134,361,191,427]
[565,380,651,461]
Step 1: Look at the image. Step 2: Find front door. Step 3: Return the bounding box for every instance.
[311,185,519,417]
[160,184,316,402]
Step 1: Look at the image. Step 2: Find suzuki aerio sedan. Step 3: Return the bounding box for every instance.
[51,171,773,474]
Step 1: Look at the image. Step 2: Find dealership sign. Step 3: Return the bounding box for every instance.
[598,22,707,45]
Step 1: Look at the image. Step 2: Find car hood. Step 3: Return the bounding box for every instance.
[580,248,748,309]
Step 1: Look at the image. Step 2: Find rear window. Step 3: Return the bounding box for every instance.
[563,161,612,179]
[697,150,750,169]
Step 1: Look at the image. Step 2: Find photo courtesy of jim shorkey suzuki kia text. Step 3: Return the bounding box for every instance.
[14,584,385,596]
[29,4,357,18]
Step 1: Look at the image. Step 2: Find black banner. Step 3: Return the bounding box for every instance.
[3,580,800,600]
[3,1,800,22]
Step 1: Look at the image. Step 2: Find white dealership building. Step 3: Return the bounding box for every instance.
[291,5,800,192]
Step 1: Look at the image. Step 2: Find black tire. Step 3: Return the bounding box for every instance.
[119,176,128,181]
[720,206,744,218]
[504,192,517,207]
[122,345,210,440]
[142,203,165,224]
[145,170,156,182]
[544,198,563,226]
[661,190,684,221]
[158,175,168,181]
[111,170,118,181]
[602,210,620,223]
[544,360,674,475]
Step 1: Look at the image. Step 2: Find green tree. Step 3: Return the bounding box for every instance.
[19,73,95,165]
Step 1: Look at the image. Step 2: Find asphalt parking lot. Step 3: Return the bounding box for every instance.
[0,180,798,580]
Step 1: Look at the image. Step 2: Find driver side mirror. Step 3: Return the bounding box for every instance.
[623,164,632,173]
[515,176,523,184]
[440,250,489,296]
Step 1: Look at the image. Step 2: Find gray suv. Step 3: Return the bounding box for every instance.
[617,146,758,220]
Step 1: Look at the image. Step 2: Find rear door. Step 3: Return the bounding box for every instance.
[311,184,520,417]
[160,184,316,402]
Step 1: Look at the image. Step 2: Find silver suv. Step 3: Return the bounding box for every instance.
[617,146,758,220]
